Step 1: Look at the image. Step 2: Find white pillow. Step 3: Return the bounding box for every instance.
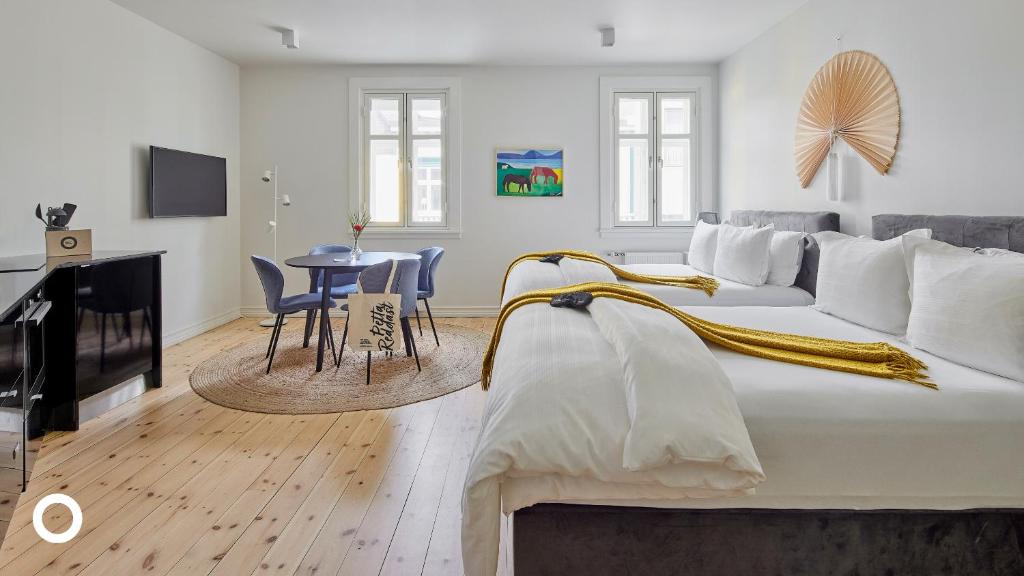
[766,231,806,286]
[810,230,850,245]
[713,224,774,286]
[907,244,1024,382]
[687,220,718,274]
[901,236,1023,300]
[814,230,931,334]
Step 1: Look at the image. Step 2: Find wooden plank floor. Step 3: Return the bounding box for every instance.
[0,316,501,576]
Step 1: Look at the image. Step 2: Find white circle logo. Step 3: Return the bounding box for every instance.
[33,494,83,544]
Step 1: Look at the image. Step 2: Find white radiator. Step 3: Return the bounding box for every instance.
[623,252,685,265]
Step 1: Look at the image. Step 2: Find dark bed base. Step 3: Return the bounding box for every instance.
[513,504,1024,575]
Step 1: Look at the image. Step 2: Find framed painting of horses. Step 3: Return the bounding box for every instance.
[496,148,563,197]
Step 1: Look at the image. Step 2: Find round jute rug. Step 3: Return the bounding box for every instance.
[189,323,488,414]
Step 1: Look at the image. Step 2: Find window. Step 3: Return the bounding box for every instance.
[599,76,712,238]
[364,92,446,227]
[613,92,696,227]
[350,78,462,237]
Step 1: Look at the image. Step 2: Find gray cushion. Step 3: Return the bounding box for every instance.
[728,210,841,296]
[278,292,336,314]
[872,214,1024,252]
[319,283,358,299]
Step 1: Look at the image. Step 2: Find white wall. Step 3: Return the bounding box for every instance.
[720,0,1024,235]
[0,0,241,342]
[240,64,717,314]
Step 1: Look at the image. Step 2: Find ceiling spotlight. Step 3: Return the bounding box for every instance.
[600,27,615,48]
[281,28,299,49]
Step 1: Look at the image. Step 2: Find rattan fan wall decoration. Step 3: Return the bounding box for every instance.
[795,50,901,188]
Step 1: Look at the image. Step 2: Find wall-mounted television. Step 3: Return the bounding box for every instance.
[149,146,227,218]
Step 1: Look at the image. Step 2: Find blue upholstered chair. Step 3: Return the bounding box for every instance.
[337,259,422,383]
[252,256,337,374]
[303,244,359,346]
[414,247,445,346]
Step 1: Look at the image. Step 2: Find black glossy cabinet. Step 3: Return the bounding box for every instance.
[44,254,162,430]
[0,296,47,524]
[0,250,162,507]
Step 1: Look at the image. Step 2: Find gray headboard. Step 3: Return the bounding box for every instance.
[872,214,1024,252]
[728,210,841,296]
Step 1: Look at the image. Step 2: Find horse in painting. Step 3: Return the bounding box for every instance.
[502,173,532,193]
[530,166,559,185]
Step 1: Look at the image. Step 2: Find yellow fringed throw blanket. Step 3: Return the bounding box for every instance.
[500,250,720,300]
[481,282,934,391]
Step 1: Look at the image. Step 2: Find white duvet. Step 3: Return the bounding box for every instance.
[502,258,814,307]
[461,297,764,576]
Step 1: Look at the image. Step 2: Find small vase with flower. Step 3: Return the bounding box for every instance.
[348,209,371,261]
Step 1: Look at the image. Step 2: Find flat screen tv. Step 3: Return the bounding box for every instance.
[149,146,227,217]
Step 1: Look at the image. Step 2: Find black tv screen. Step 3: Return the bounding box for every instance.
[149,146,227,217]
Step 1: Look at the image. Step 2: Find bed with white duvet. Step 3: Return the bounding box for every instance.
[463,304,1024,575]
[465,214,1024,576]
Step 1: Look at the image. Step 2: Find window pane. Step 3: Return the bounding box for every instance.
[411,97,442,135]
[659,138,691,223]
[369,139,401,223]
[660,96,691,134]
[369,97,401,135]
[617,139,649,223]
[411,139,443,224]
[617,96,649,135]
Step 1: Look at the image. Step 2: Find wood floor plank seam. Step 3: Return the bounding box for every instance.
[0,409,254,576]
[0,404,237,570]
[415,389,472,576]
[196,411,385,576]
[335,396,448,575]
[84,415,331,576]
[380,390,468,576]
[71,413,293,576]
[161,412,350,576]
[247,405,414,576]
[21,393,210,504]
[289,402,434,576]
[1,399,229,560]
[33,322,255,474]
[0,318,496,576]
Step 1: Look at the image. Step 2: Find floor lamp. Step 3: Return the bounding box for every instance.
[260,166,292,327]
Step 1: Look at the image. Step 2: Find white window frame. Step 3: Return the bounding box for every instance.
[600,76,714,239]
[350,77,462,238]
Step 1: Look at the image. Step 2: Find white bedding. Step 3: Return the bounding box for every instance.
[500,306,1024,513]
[462,297,766,576]
[502,259,813,307]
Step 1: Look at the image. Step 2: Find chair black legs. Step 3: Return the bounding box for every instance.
[422,298,439,346]
[409,324,421,372]
[336,315,349,368]
[325,313,338,366]
[415,306,423,336]
[266,313,285,374]
[366,352,371,385]
[265,317,277,358]
[401,317,413,358]
[399,317,422,371]
[303,309,318,348]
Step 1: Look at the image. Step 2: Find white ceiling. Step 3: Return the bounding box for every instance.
[111,0,808,66]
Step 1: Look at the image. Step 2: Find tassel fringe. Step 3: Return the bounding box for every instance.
[481,282,934,391]
[500,250,720,300]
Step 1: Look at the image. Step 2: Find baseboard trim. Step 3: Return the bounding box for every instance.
[163,308,242,347]
[240,305,499,319]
